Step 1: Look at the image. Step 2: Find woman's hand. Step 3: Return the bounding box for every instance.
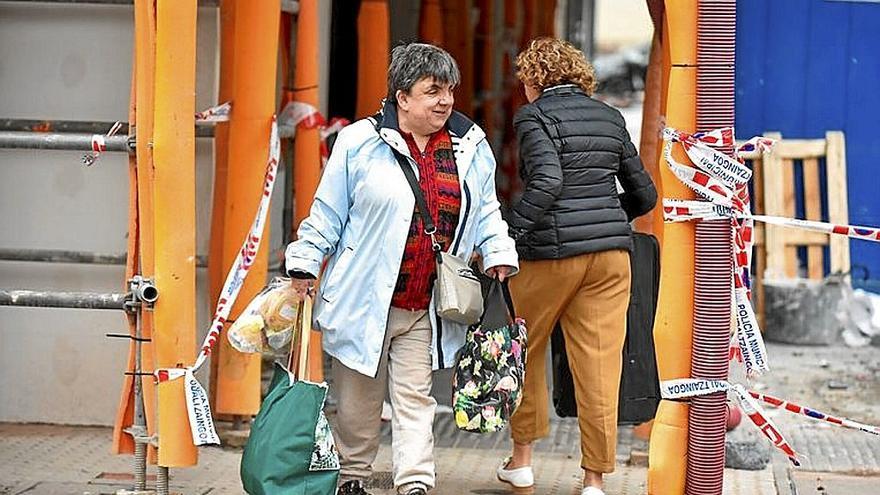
[486,265,515,282]
[289,277,314,298]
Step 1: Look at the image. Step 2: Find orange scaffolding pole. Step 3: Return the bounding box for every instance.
[293,0,325,381]
[208,0,236,411]
[213,0,282,415]
[647,1,698,492]
[112,0,159,464]
[152,0,199,468]
[356,0,389,119]
[441,0,475,115]
[419,0,444,45]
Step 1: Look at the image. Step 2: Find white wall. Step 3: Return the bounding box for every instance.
[594,0,653,52]
[0,3,220,425]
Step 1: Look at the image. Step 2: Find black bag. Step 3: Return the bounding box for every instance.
[551,233,662,424]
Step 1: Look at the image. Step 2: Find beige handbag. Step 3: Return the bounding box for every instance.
[392,148,484,325]
[434,251,483,325]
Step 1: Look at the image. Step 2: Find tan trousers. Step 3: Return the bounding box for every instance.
[332,308,436,491]
[509,249,631,473]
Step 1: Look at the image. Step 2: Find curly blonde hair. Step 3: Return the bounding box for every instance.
[516,37,597,95]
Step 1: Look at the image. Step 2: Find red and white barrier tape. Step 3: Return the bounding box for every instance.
[661,379,800,465]
[195,101,231,122]
[664,199,880,244]
[82,121,123,167]
[748,390,880,436]
[662,378,880,462]
[663,127,773,375]
[279,101,350,167]
[154,116,280,446]
[663,127,752,188]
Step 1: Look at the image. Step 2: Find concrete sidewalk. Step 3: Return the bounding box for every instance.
[1,344,877,495]
[0,422,777,495]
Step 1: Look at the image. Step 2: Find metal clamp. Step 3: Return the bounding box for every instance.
[125,275,158,312]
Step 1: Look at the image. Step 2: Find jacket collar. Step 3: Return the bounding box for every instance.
[372,99,485,177]
[539,83,586,99]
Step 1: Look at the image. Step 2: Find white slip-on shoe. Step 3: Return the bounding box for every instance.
[496,456,534,488]
[581,487,606,495]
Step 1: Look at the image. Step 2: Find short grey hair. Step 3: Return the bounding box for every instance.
[387,43,461,100]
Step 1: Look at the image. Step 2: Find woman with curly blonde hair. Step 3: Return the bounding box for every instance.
[495,38,657,495]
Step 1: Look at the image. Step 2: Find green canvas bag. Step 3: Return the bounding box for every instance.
[241,296,340,494]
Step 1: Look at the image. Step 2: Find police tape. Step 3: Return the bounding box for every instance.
[661,379,799,465]
[663,127,752,188]
[748,390,880,436]
[662,126,772,375]
[154,115,280,446]
[663,199,880,244]
[195,101,231,122]
[82,121,123,167]
[279,101,350,167]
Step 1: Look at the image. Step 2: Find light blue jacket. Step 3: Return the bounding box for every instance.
[285,104,519,377]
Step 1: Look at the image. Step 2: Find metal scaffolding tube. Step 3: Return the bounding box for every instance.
[0,289,129,310]
[0,118,215,138]
[1,0,219,5]
[0,0,296,12]
[0,248,209,267]
[0,131,133,152]
[0,248,127,265]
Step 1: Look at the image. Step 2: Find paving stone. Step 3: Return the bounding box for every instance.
[0,423,779,495]
[790,471,880,495]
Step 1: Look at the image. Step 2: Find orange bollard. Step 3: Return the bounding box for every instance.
[293,0,325,381]
[213,0,282,416]
[356,0,389,119]
[152,0,198,468]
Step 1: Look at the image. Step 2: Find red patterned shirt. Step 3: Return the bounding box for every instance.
[391,129,461,310]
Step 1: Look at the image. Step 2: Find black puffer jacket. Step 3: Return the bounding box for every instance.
[508,84,657,260]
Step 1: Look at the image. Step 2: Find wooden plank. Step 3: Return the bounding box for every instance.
[826,131,851,276]
[773,139,827,159]
[756,227,827,246]
[782,158,798,277]
[803,157,823,279]
[804,158,825,280]
[762,132,787,279]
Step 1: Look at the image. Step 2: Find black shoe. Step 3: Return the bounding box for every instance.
[338,480,371,495]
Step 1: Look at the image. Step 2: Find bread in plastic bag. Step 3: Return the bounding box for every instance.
[227,277,300,353]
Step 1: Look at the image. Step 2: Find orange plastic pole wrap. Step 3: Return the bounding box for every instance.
[293,0,325,381]
[440,0,475,115]
[208,0,236,408]
[213,0,282,415]
[356,0,389,118]
[419,0,444,45]
[647,1,698,493]
[152,0,199,467]
[113,0,159,461]
[633,18,665,237]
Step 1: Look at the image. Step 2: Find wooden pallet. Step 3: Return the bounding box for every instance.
[740,131,849,323]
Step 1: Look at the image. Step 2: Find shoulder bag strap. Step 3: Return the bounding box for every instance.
[390,148,442,253]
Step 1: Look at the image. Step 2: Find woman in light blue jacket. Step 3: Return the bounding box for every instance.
[285,43,518,495]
